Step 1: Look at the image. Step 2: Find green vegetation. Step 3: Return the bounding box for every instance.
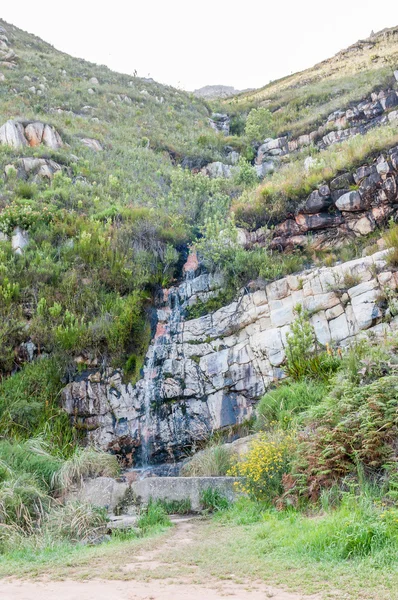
[181,443,236,477]
[200,487,231,512]
[223,312,398,574]
[234,124,398,226]
[244,107,274,142]
[0,438,119,552]
[255,379,328,430]
[1,17,398,586]
[224,29,398,139]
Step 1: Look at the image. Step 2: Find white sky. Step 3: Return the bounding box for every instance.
[2,1,398,91]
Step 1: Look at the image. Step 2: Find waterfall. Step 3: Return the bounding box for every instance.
[139,285,183,467]
[139,343,156,468]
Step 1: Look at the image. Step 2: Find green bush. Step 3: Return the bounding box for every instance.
[137,500,172,532]
[0,359,73,449]
[44,501,107,543]
[285,305,340,381]
[200,488,231,512]
[256,379,328,430]
[245,107,274,142]
[229,430,295,503]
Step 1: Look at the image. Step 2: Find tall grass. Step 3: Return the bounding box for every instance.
[256,379,328,430]
[53,447,120,492]
[180,444,236,477]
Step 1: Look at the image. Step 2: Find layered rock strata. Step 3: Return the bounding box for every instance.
[62,249,398,464]
[255,84,398,175]
[240,146,398,251]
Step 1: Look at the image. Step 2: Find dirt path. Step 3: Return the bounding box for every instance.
[0,517,321,600]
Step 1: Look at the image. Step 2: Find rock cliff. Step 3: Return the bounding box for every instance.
[62,248,398,465]
[240,145,398,251]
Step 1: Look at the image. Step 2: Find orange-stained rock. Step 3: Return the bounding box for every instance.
[183,250,199,274]
[25,122,44,146]
[154,322,166,339]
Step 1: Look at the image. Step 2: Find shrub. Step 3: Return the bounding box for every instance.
[44,501,107,543]
[287,375,398,502]
[229,431,295,502]
[0,359,72,448]
[0,438,60,491]
[384,221,398,267]
[245,107,274,142]
[285,305,340,381]
[200,488,231,512]
[137,500,171,532]
[234,157,258,187]
[0,472,49,533]
[53,447,120,492]
[181,444,236,477]
[256,379,329,430]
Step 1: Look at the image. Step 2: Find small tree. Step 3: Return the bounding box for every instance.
[245,107,274,142]
[285,305,315,380]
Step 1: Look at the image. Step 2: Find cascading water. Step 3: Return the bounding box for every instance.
[139,285,183,469]
[139,345,156,468]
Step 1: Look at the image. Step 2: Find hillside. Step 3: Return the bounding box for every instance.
[2,18,398,593]
[222,26,398,137]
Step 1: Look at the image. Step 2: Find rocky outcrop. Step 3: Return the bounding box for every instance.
[0,25,17,69]
[80,138,103,152]
[255,83,398,172]
[248,146,398,251]
[193,85,248,99]
[202,161,232,179]
[0,120,63,150]
[5,157,62,180]
[209,113,230,136]
[62,248,398,465]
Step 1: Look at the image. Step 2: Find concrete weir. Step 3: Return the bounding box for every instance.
[132,476,240,511]
[71,476,240,512]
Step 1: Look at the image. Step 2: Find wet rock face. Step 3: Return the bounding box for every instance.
[62,249,398,465]
[209,113,230,136]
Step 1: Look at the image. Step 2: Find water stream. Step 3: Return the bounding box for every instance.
[139,285,183,468]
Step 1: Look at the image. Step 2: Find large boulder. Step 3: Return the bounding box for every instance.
[335,190,366,211]
[301,185,332,214]
[81,138,103,152]
[0,120,63,149]
[0,120,28,148]
[11,227,29,255]
[202,161,232,179]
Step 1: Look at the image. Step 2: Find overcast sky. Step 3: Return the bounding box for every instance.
[2,1,398,91]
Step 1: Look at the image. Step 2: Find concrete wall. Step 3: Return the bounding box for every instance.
[68,476,128,510]
[132,476,240,511]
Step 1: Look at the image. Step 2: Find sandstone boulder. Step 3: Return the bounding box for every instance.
[42,124,63,149]
[11,227,29,255]
[81,138,103,152]
[0,120,27,148]
[202,161,232,179]
[335,190,365,211]
[25,121,44,146]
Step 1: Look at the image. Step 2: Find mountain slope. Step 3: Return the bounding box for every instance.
[1,19,398,463]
